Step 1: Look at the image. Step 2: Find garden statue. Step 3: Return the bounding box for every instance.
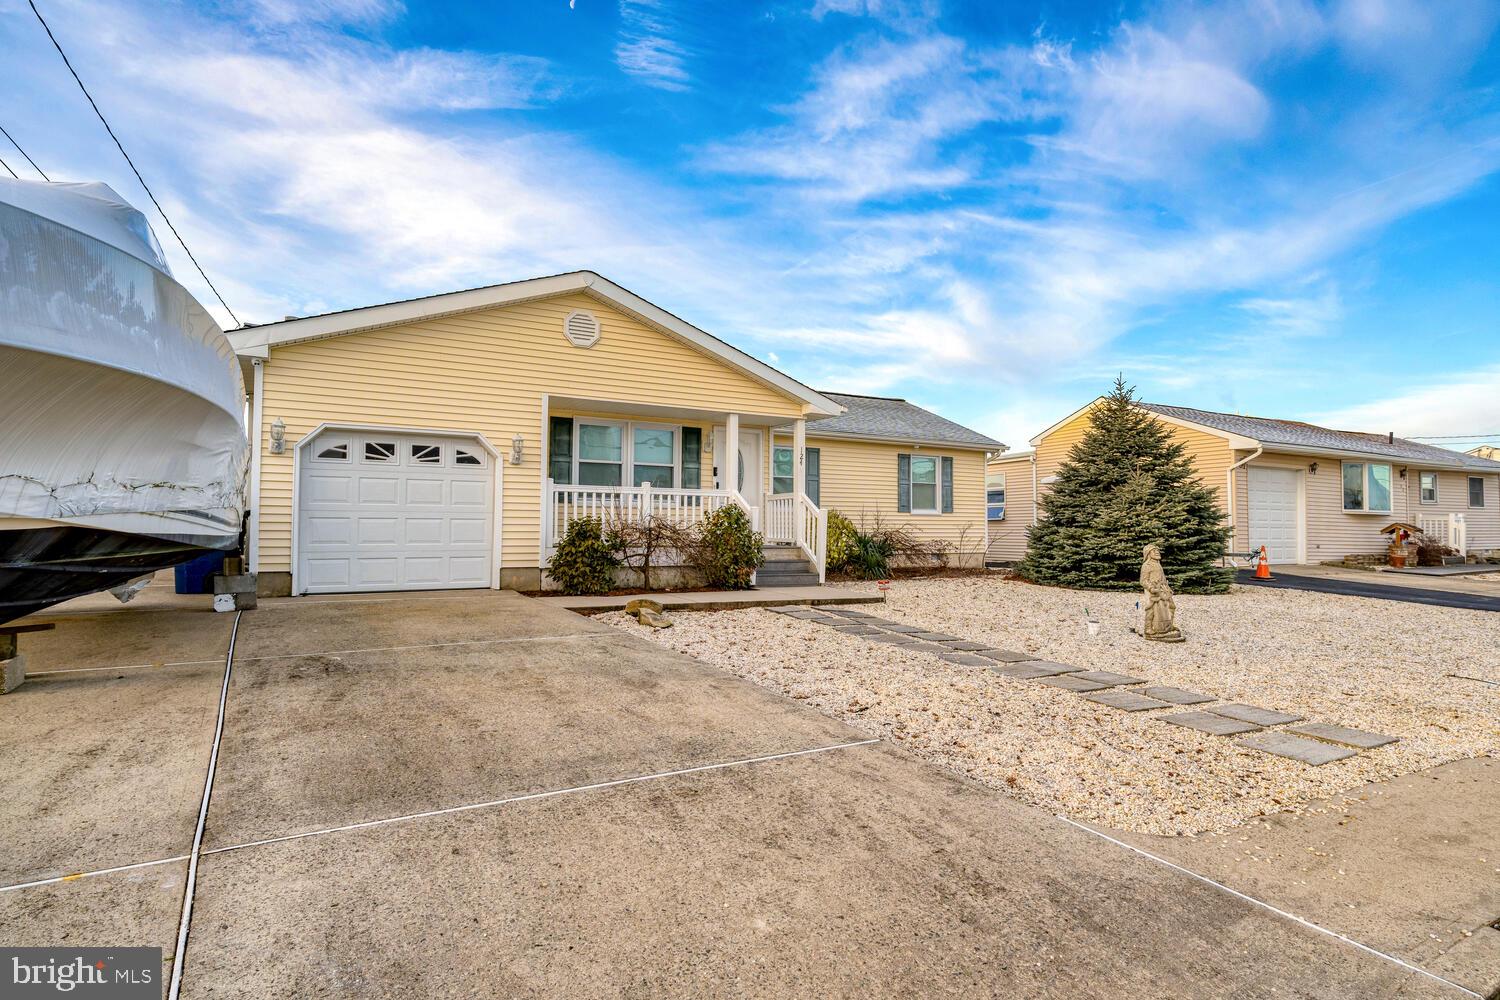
[1139,543,1184,643]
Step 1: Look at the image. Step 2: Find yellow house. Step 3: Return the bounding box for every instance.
[227,272,1000,595]
[987,399,1500,566]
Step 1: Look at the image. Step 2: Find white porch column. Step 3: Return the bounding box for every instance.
[725,412,740,491]
[793,417,806,497]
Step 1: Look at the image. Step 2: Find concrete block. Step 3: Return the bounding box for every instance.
[937,652,993,666]
[1208,704,1303,727]
[1,654,24,694]
[1161,712,1262,736]
[1035,674,1113,692]
[256,571,293,598]
[1284,723,1398,749]
[1083,690,1171,712]
[988,661,1081,680]
[213,573,257,595]
[976,649,1038,663]
[1070,670,1145,687]
[1238,731,1357,766]
[1142,686,1215,705]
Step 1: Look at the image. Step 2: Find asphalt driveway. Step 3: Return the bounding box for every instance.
[0,590,1470,998]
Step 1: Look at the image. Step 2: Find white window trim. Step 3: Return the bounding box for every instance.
[630,421,681,488]
[570,419,691,489]
[771,443,795,496]
[1419,471,1438,505]
[574,418,626,487]
[312,439,352,464]
[362,438,399,465]
[1469,476,1486,509]
[1341,461,1393,514]
[910,455,941,515]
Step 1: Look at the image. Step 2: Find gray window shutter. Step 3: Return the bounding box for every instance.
[941,456,954,513]
[806,447,820,507]
[682,427,702,489]
[548,416,573,484]
[897,453,911,513]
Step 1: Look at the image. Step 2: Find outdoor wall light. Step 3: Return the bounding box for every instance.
[1399,467,1408,479]
[1307,461,1317,475]
[269,417,286,454]
[510,433,525,465]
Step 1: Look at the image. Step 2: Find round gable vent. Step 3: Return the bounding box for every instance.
[563,310,601,348]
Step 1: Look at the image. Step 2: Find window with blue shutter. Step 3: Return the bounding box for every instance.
[941,456,954,513]
[806,447,820,507]
[897,453,911,512]
[682,427,702,490]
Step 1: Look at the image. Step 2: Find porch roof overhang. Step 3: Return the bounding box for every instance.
[547,394,817,428]
[227,271,843,417]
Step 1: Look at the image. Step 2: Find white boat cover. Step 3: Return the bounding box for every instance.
[0,178,248,545]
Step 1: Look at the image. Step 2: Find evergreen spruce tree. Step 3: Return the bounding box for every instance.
[1018,378,1233,594]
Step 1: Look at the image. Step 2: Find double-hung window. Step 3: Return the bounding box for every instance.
[631,425,676,488]
[1470,476,1487,508]
[986,471,1006,520]
[1419,472,1438,504]
[576,422,624,486]
[1342,462,1392,513]
[772,446,794,495]
[910,456,939,514]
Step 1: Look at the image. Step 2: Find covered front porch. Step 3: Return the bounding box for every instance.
[539,395,827,582]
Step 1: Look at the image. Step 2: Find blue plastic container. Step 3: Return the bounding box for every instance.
[174,550,224,595]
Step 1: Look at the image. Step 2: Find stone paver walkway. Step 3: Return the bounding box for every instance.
[767,606,1399,768]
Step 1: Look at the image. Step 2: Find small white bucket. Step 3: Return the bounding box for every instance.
[1086,620,1101,637]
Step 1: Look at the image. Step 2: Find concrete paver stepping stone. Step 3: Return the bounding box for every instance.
[910,631,962,642]
[938,640,992,651]
[1070,670,1145,687]
[938,652,994,666]
[904,642,957,654]
[1285,723,1398,750]
[828,609,879,619]
[988,661,1082,680]
[1083,690,1172,712]
[1141,686,1215,706]
[866,633,919,646]
[976,649,1038,663]
[1161,712,1263,736]
[878,624,927,634]
[828,624,885,636]
[1207,703,1304,727]
[1035,674,1114,692]
[1238,731,1357,766]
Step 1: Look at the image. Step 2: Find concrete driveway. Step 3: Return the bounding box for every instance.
[0,590,1468,998]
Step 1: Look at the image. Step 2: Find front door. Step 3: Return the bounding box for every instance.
[737,429,763,508]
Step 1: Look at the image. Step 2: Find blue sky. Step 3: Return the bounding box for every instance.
[4,0,1499,450]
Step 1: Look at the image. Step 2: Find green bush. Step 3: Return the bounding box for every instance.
[694,504,764,589]
[849,531,894,580]
[826,509,857,572]
[546,517,619,595]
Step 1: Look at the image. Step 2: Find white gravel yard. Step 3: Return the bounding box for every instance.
[604,576,1500,836]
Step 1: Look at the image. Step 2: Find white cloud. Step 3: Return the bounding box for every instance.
[615,0,692,91]
[1309,366,1500,440]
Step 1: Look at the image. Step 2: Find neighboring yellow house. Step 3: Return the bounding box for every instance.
[987,399,1500,566]
[227,272,1000,595]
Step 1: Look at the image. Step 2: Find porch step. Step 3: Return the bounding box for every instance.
[758,544,819,587]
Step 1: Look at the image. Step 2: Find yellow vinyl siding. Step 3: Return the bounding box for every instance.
[794,437,989,567]
[256,292,804,574]
[984,454,1034,562]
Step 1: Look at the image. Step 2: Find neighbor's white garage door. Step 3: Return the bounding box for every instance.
[1248,466,1299,564]
[297,430,494,594]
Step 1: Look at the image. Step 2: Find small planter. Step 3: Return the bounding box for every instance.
[1086,620,1101,637]
[1387,543,1411,569]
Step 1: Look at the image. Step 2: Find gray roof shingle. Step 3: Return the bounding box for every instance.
[1139,403,1500,472]
[810,393,1002,450]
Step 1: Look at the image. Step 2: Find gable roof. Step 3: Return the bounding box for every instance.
[804,392,1002,451]
[226,271,841,416]
[1137,403,1500,472]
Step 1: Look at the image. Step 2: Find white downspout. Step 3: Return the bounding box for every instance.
[1225,446,1263,565]
[247,359,265,573]
[1030,453,1038,525]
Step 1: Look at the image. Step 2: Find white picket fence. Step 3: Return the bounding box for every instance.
[765,492,827,582]
[1417,512,1467,556]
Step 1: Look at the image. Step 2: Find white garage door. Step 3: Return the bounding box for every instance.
[1248,466,1299,564]
[297,429,494,594]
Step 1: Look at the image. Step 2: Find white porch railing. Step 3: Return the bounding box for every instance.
[765,492,827,582]
[545,480,758,554]
[1417,512,1467,556]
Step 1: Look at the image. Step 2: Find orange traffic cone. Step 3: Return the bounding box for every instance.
[1254,545,1272,580]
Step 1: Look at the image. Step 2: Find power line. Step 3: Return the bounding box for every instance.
[0,121,49,180]
[27,0,240,326]
[0,154,18,179]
